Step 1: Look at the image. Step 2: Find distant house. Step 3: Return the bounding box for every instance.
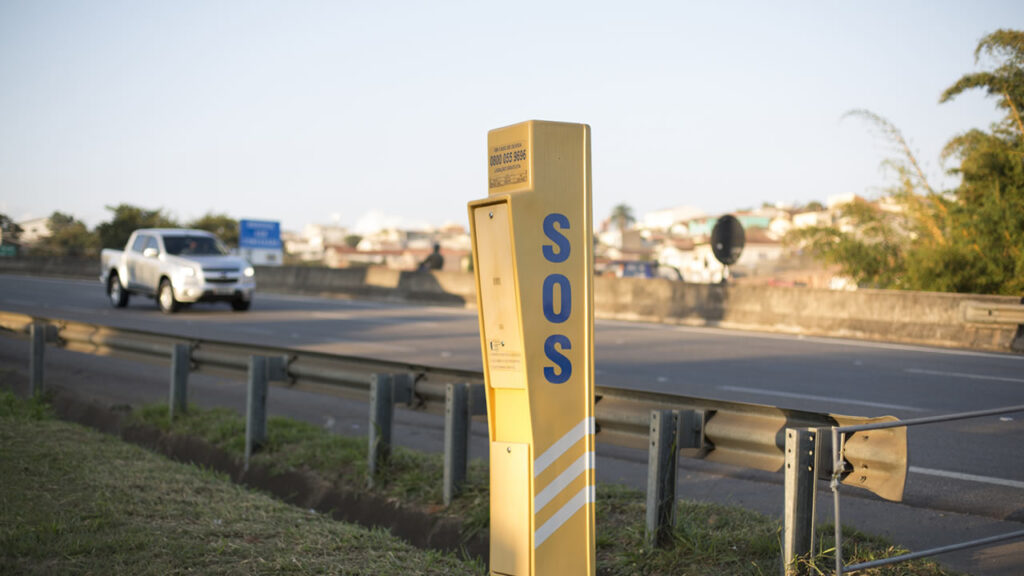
[640,205,705,231]
[17,217,51,245]
[792,210,834,229]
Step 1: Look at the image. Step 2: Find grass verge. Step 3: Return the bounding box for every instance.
[2,393,958,573]
[130,402,958,575]
[0,391,486,575]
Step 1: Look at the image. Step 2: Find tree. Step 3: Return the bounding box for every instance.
[188,213,239,247]
[788,197,912,288]
[610,204,635,231]
[344,234,362,249]
[32,212,99,259]
[790,29,1024,294]
[937,29,1024,294]
[95,204,177,249]
[0,213,22,243]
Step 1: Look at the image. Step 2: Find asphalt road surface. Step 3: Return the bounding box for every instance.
[2,273,1022,573]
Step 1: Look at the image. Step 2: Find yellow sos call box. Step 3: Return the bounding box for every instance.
[468,120,595,576]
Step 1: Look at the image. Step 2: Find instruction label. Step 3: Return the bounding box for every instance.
[488,140,529,189]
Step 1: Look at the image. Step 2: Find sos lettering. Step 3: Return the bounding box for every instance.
[541,213,572,385]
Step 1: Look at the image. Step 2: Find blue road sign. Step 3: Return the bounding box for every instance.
[239,220,282,250]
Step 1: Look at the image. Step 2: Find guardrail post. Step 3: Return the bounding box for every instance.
[677,409,706,451]
[443,382,470,505]
[169,344,190,421]
[367,373,394,488]
[784,427,820,575]
[245,355,269,471]
[29,322,45,396]
[646,409,680,548]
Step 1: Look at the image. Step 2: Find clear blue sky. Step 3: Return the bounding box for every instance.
[1,1,1019,233]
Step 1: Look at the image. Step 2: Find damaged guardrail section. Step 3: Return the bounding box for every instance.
[826,407,1024,576]
[1,309,911,563]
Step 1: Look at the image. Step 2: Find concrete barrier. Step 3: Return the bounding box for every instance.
[593,276,1023,352]
[253,266,476,306]
[0,257,97,279]
[2,258,1020,353]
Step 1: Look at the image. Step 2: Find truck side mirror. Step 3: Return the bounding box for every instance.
[143,247,158,258]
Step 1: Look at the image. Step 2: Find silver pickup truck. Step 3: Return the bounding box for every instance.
[100,228,255,313]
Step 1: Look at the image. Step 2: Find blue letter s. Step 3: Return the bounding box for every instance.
[544,334,572,384]
[542,213,570,263]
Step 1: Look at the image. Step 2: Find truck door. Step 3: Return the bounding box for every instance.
[125,234,149,290]
[137,235,162,291]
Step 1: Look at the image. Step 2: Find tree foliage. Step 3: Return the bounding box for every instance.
[32,212,99,259]
[791,29,1024,295]
[610,204,635,231]
[0,213,22,243]
[188,213,239,247]
[95,204,178,249]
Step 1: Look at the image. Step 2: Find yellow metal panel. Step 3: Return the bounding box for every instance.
[492,389,532,444]
[491,442,532,576]
[470,120,595,576]
[472,202,526,391]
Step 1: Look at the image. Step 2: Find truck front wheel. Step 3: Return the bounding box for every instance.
[108,272,129,308]
[158,279,180,314]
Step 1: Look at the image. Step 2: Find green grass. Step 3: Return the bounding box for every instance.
[594,484,956,576]
[0,391,486,575]
[132,403,493,540]
[6,396,960,575]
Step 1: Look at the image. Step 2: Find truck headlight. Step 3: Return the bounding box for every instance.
[243,266,255,278]
[182,267,196,277]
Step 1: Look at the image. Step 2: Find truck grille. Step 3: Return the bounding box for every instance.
[203,267,240,283]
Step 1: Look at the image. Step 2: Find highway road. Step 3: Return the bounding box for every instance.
[1,273,1023,572]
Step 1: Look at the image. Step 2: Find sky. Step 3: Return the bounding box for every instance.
[1,1,1020,234]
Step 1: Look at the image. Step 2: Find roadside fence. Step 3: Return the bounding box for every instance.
[12,309,1012,574]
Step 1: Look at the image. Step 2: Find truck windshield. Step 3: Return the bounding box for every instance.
[163,236,228,256]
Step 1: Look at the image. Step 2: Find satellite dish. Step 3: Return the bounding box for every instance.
[711,215,745,266]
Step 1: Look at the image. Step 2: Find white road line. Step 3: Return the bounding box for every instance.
[905,368,1024,384]
[909,466,1024,490]
[56,306,102,314]
[0,275,94,286]
[1,299,35,306]
[717,385,928,412]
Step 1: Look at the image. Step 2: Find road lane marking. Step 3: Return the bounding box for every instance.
[1,299,35,306]
[0,275,95,286]
[905,368,1024,384]
[909,466,1024,490]
[717,385,928,412]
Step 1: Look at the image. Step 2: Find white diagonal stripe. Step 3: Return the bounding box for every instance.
[534,417,594,477]
[904,368,1024,384]
[535,451,594,514]
[534,484,595,549]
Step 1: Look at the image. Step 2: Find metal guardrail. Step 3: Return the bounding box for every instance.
[961,300,1024,325]
[828,406,1024,575]
[3,308,920,568]
[0,309,907,494]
